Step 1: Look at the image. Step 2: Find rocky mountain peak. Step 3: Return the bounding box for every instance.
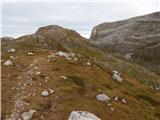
[90,12,160,74]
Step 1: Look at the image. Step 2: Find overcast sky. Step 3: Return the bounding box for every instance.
[1,0,160,38]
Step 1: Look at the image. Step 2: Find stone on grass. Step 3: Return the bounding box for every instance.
[35,71,41,75]
[122,98,127,104]
[68,111,101,120]
[3,60,13,66]
[8,48,16,53]
[41,90,49,96]
[96,93,110,102]
[27,52,34,56]
[48,89,54,94]
[112,71,123,82]
[114,96,119,101]
[109,107,114,112]
[21,109,36,120]
[61,76,67,80]
[86,62,91,66]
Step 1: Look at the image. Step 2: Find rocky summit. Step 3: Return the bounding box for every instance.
[90,12,160,75]
[1,13,160,120]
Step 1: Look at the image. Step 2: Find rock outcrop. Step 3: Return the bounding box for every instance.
[90,12,160,74]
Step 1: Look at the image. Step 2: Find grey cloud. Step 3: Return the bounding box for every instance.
[2,1,159,38]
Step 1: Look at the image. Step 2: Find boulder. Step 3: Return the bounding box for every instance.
[96,93,110,102]
[68,111,101,120]
[3,60,13,66]
[21,109,36,120]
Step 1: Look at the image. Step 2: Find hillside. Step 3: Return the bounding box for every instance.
[90,12,160,75]
[1,25,160,120]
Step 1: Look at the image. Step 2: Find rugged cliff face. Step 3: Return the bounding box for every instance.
[90,12,160,74]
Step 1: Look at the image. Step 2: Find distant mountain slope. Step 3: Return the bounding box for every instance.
[90,12,160,74]
[1,25,95,53]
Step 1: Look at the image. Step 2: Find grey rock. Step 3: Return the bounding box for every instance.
[96,93,110,102]
[68,111,101,120]
[90,12,160,74]
[21,109,36,120]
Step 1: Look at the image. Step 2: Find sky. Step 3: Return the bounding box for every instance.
[1,0,160,38]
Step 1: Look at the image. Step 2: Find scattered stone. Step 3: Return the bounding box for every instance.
[10,56,15,59]
[35,71,41,75]
[73,57,78,61]
[109,107,115,112]
[33,66,38,69]
[86,62,91,66]
[48,89,54,94]
[68,111,101,120]
[45,76,50,80]
[114,96,119,101]
[61,76,67,80]
[12,87,16,90]
[41,90,49,96]
[21,109,36,120]
[124,53,133,60]
[3,60,13,66]
[122,98,127,104]
[48,54,56,61]
[55,51,75,60]
[26,70,34,75]
[29,64,34,67]
[96,93,110,102]
[27,52,34,56]
[8,48,16,53]
[112,71,123,82]
[107,103,112,107]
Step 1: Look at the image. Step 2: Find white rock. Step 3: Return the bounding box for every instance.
[124,53,133,60]
[55,51,75,60]
[27,52,34,56]
[86,62,91,66]
[48,89,54,94]
[33,66,38,69]
[56,51,68,58]
[109,107,114,112]
[114,96,119,101]
[45,76,50,80]
[21,109,36,120]
[35,71,41,75]
[61,76,67,80]
[112,71,123,82]
[41,90,49,96]
[68,111,101,120]
[107,103,112,107]
[8,48,16,53]
[96,93,110,102]
[122,98,127,104]
[3,60,13,66]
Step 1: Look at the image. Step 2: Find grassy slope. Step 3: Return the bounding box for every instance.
[1,45,160,120]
